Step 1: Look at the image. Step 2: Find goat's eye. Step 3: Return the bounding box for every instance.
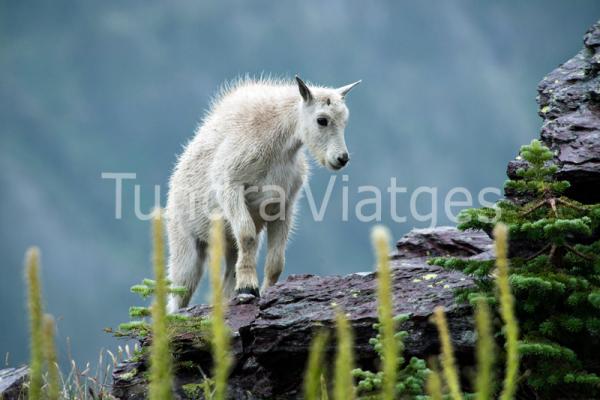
[317,117,328,127]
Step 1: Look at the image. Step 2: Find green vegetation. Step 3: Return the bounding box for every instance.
[493,224,519,400]
[333,310,355,400]
[431,306,462,400]
[207,215,231,400]
[19,139,600,399]
[18,218,522,400]
[352,314,429,399]
[474,299,494,400]
[182,381,214,399]
[42,314,60,400]
[427,226,517,399]
[23,247,121,399]
[118,279,208,341]
[148,210,174,400]
[352,227,429,399]
[25,247,43,400]
[372,226,398,400]
[425,367,444,400]
[431,139,600,398]
[304,331,329,400]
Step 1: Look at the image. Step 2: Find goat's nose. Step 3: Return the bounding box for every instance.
[337,153,349,166]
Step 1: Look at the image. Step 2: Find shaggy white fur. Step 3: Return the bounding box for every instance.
[165,76,360,312]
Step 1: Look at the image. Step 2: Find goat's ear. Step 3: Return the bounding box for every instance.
[337,80,362,98]
[295,75,313,103]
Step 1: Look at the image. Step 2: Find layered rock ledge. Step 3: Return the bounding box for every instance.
[111,227,491,400]
[508,20,600,204]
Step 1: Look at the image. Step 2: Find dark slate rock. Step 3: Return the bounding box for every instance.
[0,366,28,400]
[507,19,600,204]
[112,227,484,400]
[394,226,492,259]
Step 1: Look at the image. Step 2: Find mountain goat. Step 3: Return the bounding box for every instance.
[166,76,360,312]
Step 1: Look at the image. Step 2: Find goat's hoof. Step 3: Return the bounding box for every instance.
[236,287,260,297]
[235,287,260,303]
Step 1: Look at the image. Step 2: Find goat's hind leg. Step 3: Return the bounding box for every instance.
[167,231,207,313]
[222,232,238,299]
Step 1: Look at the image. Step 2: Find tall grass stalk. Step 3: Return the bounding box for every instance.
[25,246,43,400]
[333,310,355,400]
[474,299,494,400]
[208,215,231,400]
[43,314,60,400]
[320,374,329,400]
[494,223,519,400]
[148,210,174,400]
[432,306,462,400]
[426,367,444,400]
[371,225,397,400]
[304,331,329,400]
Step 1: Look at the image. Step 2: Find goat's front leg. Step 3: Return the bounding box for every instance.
[261,215,291,294]
[219,184,260,296]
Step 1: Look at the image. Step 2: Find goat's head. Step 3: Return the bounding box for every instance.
[295,76,360,171]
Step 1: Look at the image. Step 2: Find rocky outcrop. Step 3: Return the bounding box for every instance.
[393,226,493,259]
[0,366,28,400]
[112,227,491,400]
[111,18,600,400]
[507,20,600,204]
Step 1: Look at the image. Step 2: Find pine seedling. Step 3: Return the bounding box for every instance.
[304,331,329,400]
[208,215,231,400]
[43,314,60,400]
[474,299,494,400]
[121,280,188,335]
[431,306,462,400]
[352,314,429,398]
[371,225,397,400]
[333,309,355,400]
[494,224,519,400]
[25,247,44,400]
[353,226,429,398]
[504,139,568,196]
[148,210,174,400]
[435,139,600,396]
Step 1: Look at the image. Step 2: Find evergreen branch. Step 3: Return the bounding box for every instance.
[556,197,588,212]
[564,245,596,261]
[118,320,150,332]
[518,341,577,362]
[129,306,151,318]
[525,243,551,261]
[131,284,154,298]
[550,198,558,218]
[520,199,547,217]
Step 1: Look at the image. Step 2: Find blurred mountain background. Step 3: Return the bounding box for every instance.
[1,0,599,368]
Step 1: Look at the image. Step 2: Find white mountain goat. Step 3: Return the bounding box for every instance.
[165,76,361,312]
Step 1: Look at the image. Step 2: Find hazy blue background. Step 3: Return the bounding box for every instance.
[2,0,599,369]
